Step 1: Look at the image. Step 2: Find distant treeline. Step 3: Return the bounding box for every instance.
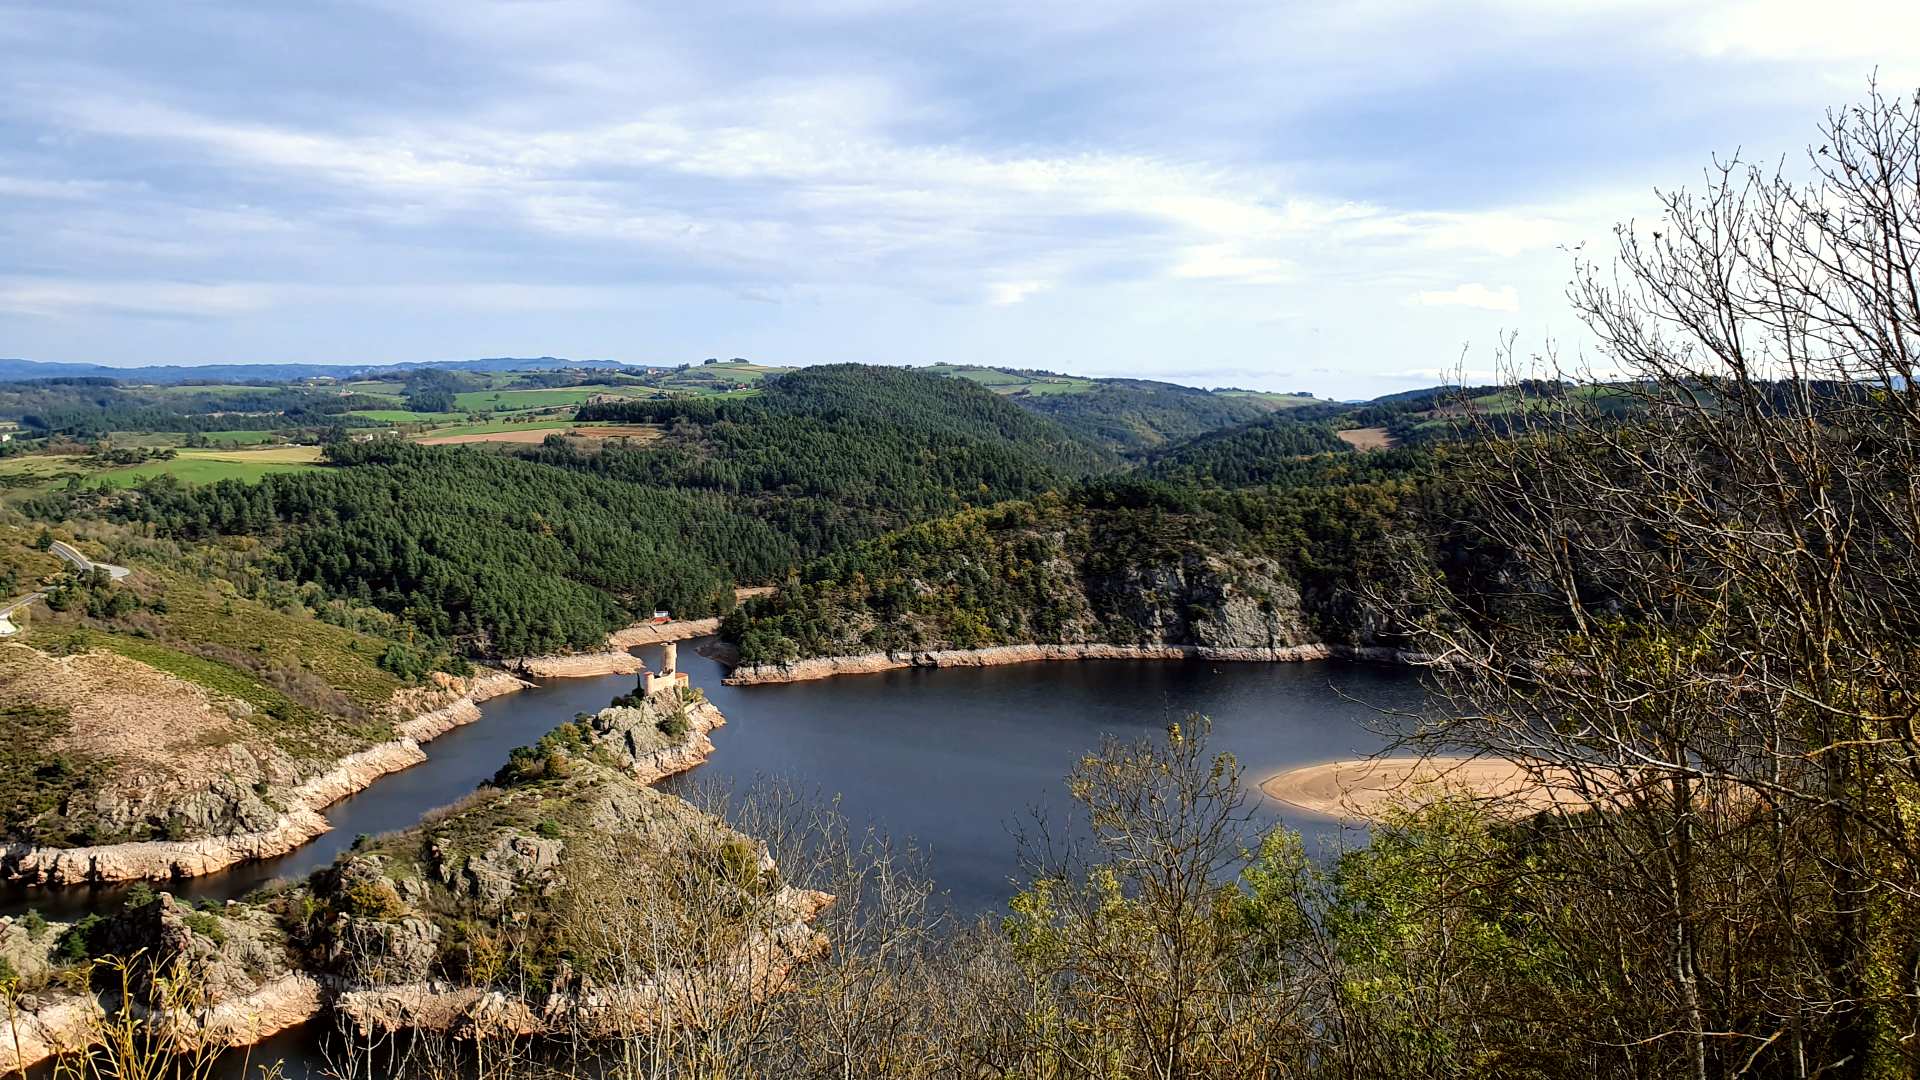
[0,380,388,436]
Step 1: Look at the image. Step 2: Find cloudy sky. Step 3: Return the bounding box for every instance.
[1,1,1915,395]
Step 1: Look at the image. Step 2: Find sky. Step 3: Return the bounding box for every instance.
[2,1,1917,397]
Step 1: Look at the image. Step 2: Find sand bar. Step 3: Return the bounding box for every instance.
[1260,755,1598,821]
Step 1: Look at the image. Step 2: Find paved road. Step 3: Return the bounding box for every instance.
[0,591,40,635]
[0,541,129,635]
[49,538,129,580]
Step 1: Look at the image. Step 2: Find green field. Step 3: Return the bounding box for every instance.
[338,380,407,400]
[198,429,289,445]
[347,409,452,422]
[1214,390,1333,408]
[104,429,288,448]
[920,364,1099,396]
[94,447,325,487]
[406,418,583,440]
[0,455,98,492]
[449,386,659,412]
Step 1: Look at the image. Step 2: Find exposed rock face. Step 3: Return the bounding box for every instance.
[728,642,1436,685]
[1,670,530,885]
[0,894,321,1074]
[329,913,442,984]
[438,832,566,909]
[588,691,726,784]
[0,993,102,1073]
[507,651,646,678]
[1081,554,1315,650]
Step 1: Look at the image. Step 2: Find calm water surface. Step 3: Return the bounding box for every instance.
[5,641,1425,920]
[9,640,1428,1078]
[676,645,1425,912]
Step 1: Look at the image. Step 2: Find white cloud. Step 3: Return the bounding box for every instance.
[1413,283,1520,312]
[987,280,1049,306]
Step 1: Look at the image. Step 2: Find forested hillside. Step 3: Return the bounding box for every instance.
[1144,411,1356,484]
[1004,378,1297,453]
[0,379,388,436]
[724,468,1465,664]
[563,364,1110,549]
[37,442,796,656]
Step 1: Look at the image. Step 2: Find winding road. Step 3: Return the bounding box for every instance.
[0,539,129,635]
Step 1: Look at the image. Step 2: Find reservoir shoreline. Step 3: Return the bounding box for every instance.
[0,670,532,887]
[725,641,1440,685]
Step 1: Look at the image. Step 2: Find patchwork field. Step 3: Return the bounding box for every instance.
[345,409,449,422]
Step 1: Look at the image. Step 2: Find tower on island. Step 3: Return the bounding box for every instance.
[643,640,689,695]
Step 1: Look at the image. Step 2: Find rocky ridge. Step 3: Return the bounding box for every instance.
[0,669,529,886]
[0,680,826,1072]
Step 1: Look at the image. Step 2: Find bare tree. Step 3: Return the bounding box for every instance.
[1400,82,1920,1079]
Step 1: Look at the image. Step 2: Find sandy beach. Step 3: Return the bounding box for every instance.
[1260,755,1598,821]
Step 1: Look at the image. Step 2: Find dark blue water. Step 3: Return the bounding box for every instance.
[8,640,1427,1078]
[4,642,1424,921]
[677,647,1424,913]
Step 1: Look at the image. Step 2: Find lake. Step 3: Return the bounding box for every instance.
[3,640,1426,921]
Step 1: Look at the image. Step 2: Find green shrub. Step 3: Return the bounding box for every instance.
[535,820,562,840]
[494,720,593,787]
[657,708,691,740]
[182,910,227,945]
[715,837,764,892]
[55,913,105,963]
[337,876,406,920]
[21,909,48,941]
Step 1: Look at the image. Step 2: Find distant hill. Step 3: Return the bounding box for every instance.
[916,364,1337,454]
[0,356,636,384]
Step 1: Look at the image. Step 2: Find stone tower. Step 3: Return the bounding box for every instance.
[663,641,678,674]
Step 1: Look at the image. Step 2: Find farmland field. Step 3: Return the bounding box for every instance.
[94,446,325,486]
[416,424,660,446]
[346,409,452,422]
[0,454,98,492]
[920,365,1098,396]
[1214,390,1332,408]
[1335,426,1394,450]
[450,386,658,412]
[405,419,581,441]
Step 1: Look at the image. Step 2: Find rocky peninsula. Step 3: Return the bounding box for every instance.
[0,677,820,1072]
[0,664,529,886]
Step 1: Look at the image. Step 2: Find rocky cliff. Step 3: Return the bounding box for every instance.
[0,669,529,886]
[0,685,832,1072]
[727,642,1434,685]
[724,488,1424,671]
[0,893,321,1074]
